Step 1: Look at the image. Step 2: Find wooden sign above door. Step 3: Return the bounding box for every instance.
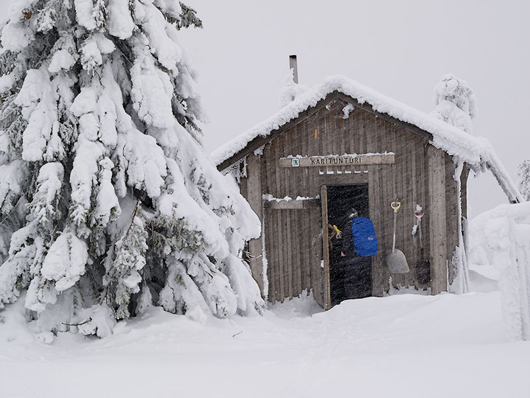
[279,153,395,168]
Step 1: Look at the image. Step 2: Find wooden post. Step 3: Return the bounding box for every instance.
[428,146,448,295]
[321,185,331,310]
[246,154,265,296]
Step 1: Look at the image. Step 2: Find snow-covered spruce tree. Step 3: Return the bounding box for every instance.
[0,0,264,339]
[431,73,477,134]
[431,73,477,294]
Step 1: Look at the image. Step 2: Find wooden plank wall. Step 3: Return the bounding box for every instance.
[243,94,460,306]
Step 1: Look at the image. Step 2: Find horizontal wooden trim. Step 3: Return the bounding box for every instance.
[279,153,394,168]
[264,198,320,210]
[316,172,369,183]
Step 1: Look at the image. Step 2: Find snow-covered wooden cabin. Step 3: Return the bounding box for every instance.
[213,74,521,310]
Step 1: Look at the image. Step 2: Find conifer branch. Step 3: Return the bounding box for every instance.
[62,318,92,327]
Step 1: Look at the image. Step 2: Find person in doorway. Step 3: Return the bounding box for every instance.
[334,207,373,303]
[329,208,358,305]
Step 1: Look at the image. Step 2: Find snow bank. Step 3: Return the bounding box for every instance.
[1,290,528,398]
[470,202,530,340]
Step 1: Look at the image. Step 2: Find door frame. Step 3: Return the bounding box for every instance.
[321,183,372,309]
[321,185,332,310]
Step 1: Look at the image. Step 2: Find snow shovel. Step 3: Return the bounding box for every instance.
[386,201,410,273]
[414,208,430,284]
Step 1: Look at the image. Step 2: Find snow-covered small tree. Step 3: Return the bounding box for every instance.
[0,0,263,339]
[517,160,530,202]
[431,73,477,294]
[431,73,477,134]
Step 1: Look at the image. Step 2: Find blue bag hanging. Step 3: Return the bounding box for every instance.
[351,217,378,257]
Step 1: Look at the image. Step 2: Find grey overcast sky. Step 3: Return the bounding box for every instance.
[177,0,530,217]
[1,0,529,216]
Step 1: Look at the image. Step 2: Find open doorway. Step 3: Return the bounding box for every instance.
[327,184,372,306]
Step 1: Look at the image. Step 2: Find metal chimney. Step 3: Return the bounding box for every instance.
[289,55,298,84]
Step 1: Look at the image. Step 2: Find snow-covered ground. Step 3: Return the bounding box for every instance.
[1,275,529,398]
[2,202,529,398]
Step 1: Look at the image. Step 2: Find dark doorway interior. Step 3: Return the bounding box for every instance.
[327,184,372,306]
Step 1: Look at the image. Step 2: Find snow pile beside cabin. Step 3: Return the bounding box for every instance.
[470,202,530,340]
[213,75,521,203]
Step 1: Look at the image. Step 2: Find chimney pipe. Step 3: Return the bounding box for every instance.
[289,55,298,84]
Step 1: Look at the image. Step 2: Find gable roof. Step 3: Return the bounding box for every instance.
[212,75,522,204]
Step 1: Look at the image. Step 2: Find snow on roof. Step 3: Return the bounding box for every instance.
[212,75,522,203]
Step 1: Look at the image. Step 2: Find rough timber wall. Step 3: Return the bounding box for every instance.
[242,94,460,306]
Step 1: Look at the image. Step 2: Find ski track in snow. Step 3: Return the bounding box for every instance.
[1,290,529,398]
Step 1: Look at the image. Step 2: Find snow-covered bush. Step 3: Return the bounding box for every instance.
[431,73,477,134]
[0,0,263,340]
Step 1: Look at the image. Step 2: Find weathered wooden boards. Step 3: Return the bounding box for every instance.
[236,92,464,306]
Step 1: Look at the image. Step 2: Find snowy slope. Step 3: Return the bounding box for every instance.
[1,288,529,398]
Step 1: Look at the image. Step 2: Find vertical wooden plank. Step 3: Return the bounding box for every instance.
[239,174,248,200]
[358,107,366,156]
[399,126,414,288]
[339,102,346,155]
[347,105,357,175]
[321,185,331,310]
[461,165,469,219]
[311,205,324,307]
[365,111,379,296]
[419,138,430,290]
[299,208,308,293]
[264,207,275,304]
[397,125,407,288]
[334,109,345,174]
[270,139,284,302]
[410,135,419,287]
[407,135,419,287]
[275,209,284,302]
[298,123,310,292]
[392,124,403,288]
[418,137,429,289]
[379,117,393,291]
[261,143,274,304]
[258,151,269,300]
[428,145,448,295]
[284,209,293,299]
[246,154,264,295]
[292,209,301,297]
[445,154,458,285]
[308,113,323,306]
[280,130,293,300]
[260,145,269,302]
[290,124,302,298]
